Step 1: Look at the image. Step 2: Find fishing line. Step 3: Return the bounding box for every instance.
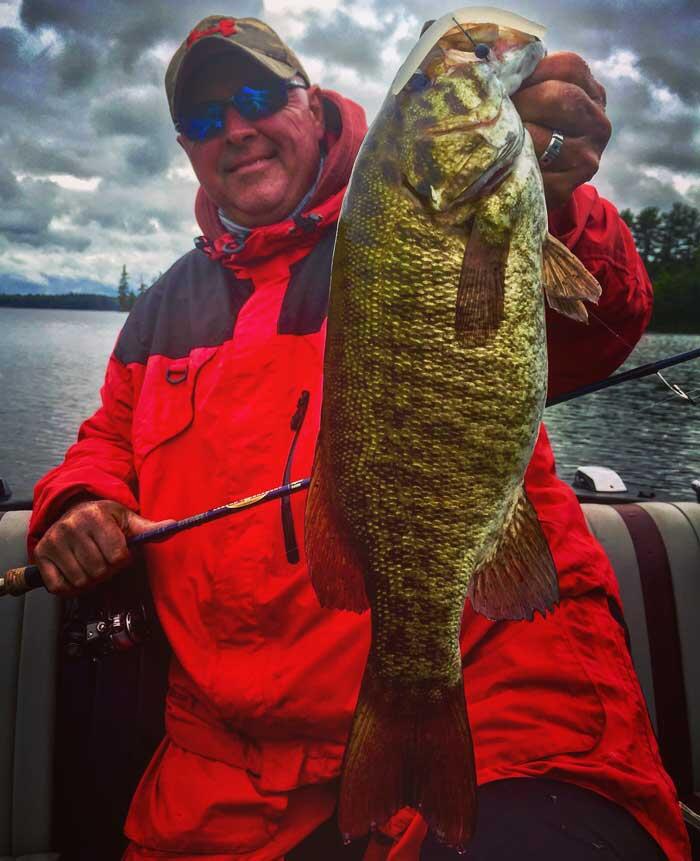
[451,16,491,59]
[587,307,694,404]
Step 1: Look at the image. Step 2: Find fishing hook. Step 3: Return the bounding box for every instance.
[586,308,696,406]
[656,370,695,404]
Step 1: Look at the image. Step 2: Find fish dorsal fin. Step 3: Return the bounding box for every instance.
[468,484,558,620]
[455,223,506,345]
[542,233,602,323]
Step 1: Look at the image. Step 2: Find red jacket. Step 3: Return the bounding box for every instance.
[29,92,689,861]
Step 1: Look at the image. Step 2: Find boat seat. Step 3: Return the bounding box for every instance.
[583,501,700,844]
[0,511,60,861]
[0,503,698,857]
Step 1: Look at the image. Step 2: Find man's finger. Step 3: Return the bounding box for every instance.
[527,123,601,176]
[525,124,591,170]
[512,80,610,140]
[124,511,176,539]
[70,534,110,582]
[89,516,131,568]
[40,546,89,590]
[520,51,606,106]
[526,123,571,167]
[36,557,74,596]
[543,169,595,212]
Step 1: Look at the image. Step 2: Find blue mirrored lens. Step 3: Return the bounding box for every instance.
[233,83,286,119]
[182,103,225,141]
[179,81,289,140]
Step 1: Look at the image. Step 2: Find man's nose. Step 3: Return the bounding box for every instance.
[222,105,258,144]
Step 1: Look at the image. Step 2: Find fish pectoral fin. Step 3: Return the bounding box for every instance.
[542,233,602,323]
[339,665,477,847]
[455,223,506,345]
[468,485,559,621]
[304,444,370,613]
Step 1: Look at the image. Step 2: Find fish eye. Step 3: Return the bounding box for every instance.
[405,71,431,92]
[474,43,490,59]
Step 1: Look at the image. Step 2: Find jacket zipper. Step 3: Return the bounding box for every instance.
[281,390,310,564]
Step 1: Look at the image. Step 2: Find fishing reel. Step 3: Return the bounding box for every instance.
[63,602,151,659]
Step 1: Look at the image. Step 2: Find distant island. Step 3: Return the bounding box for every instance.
[0,265,155,312]
[0,292,119,310]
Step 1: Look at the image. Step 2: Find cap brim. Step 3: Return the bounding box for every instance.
[174,36,299,117]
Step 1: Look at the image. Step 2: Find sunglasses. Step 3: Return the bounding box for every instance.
[176,79,308,142]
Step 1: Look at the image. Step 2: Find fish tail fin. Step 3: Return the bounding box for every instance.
[542,233,602,323]
[339,665,477,848]
[469,484,559,620]
[305,443,369,613]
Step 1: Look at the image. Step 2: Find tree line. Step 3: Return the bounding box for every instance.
[117,265,161,311]
[620,203,700,333]
[0,293,118,310]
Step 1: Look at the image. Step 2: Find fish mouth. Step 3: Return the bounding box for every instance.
[450,125,525,205]
[409,92,523,210]
[401,153,516,212]
[458,160,515,202]
[404,125,525,213]
[401,177,426,208]
[419,97,504,138]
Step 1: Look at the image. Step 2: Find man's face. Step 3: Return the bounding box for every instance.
[178,54,325,227]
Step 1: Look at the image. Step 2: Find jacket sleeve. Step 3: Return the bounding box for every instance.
[27,353,140,556]
[545,184,653,401]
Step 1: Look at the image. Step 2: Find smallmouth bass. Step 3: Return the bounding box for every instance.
[305,7,601,848]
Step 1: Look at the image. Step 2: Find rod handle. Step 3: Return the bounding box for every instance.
[0,564,44,597]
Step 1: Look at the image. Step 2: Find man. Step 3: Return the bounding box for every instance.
[29,14,690,861]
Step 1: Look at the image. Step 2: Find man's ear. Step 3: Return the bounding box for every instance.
[306,84,326,141]
[178,134,201,166]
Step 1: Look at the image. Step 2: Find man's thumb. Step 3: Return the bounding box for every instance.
[124,510,176,539]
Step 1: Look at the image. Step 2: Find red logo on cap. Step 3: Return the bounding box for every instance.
[187,18,238,47]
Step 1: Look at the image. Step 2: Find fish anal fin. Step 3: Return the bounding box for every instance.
[338,665,477,848]
[469,485,559,621]
[455,224,506,346]
[304,444,369,613]
[542,233,602,323]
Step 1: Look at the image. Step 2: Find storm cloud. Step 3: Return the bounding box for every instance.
[0,0,698,289]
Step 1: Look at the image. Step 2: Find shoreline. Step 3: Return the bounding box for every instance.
[1,298,695,333]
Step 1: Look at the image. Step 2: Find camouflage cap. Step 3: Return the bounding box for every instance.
[165,15,311,122]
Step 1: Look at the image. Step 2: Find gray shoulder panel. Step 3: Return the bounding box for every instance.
[114,249,254,364]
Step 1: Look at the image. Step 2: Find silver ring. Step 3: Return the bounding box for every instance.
[540,130,564,167]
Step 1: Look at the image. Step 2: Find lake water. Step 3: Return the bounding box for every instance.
[0,307,698,502]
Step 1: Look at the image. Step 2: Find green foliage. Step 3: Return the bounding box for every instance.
[624,203,700,333]
[117,264,131,311]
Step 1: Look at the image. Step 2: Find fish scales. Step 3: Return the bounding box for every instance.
[305,14,601,848]
[330,160,546,651]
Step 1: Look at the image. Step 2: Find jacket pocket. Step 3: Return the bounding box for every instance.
[462,598,606,775]
[132,347,218,469]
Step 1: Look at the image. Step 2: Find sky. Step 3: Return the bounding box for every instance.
[0,0,698,290]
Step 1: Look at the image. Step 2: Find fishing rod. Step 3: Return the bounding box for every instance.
[0,478,310,598]
[3,347,698,598]
[546,345,700,407]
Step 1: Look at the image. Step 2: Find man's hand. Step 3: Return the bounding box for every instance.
[33,500,168,595]
[512,52,612,211]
